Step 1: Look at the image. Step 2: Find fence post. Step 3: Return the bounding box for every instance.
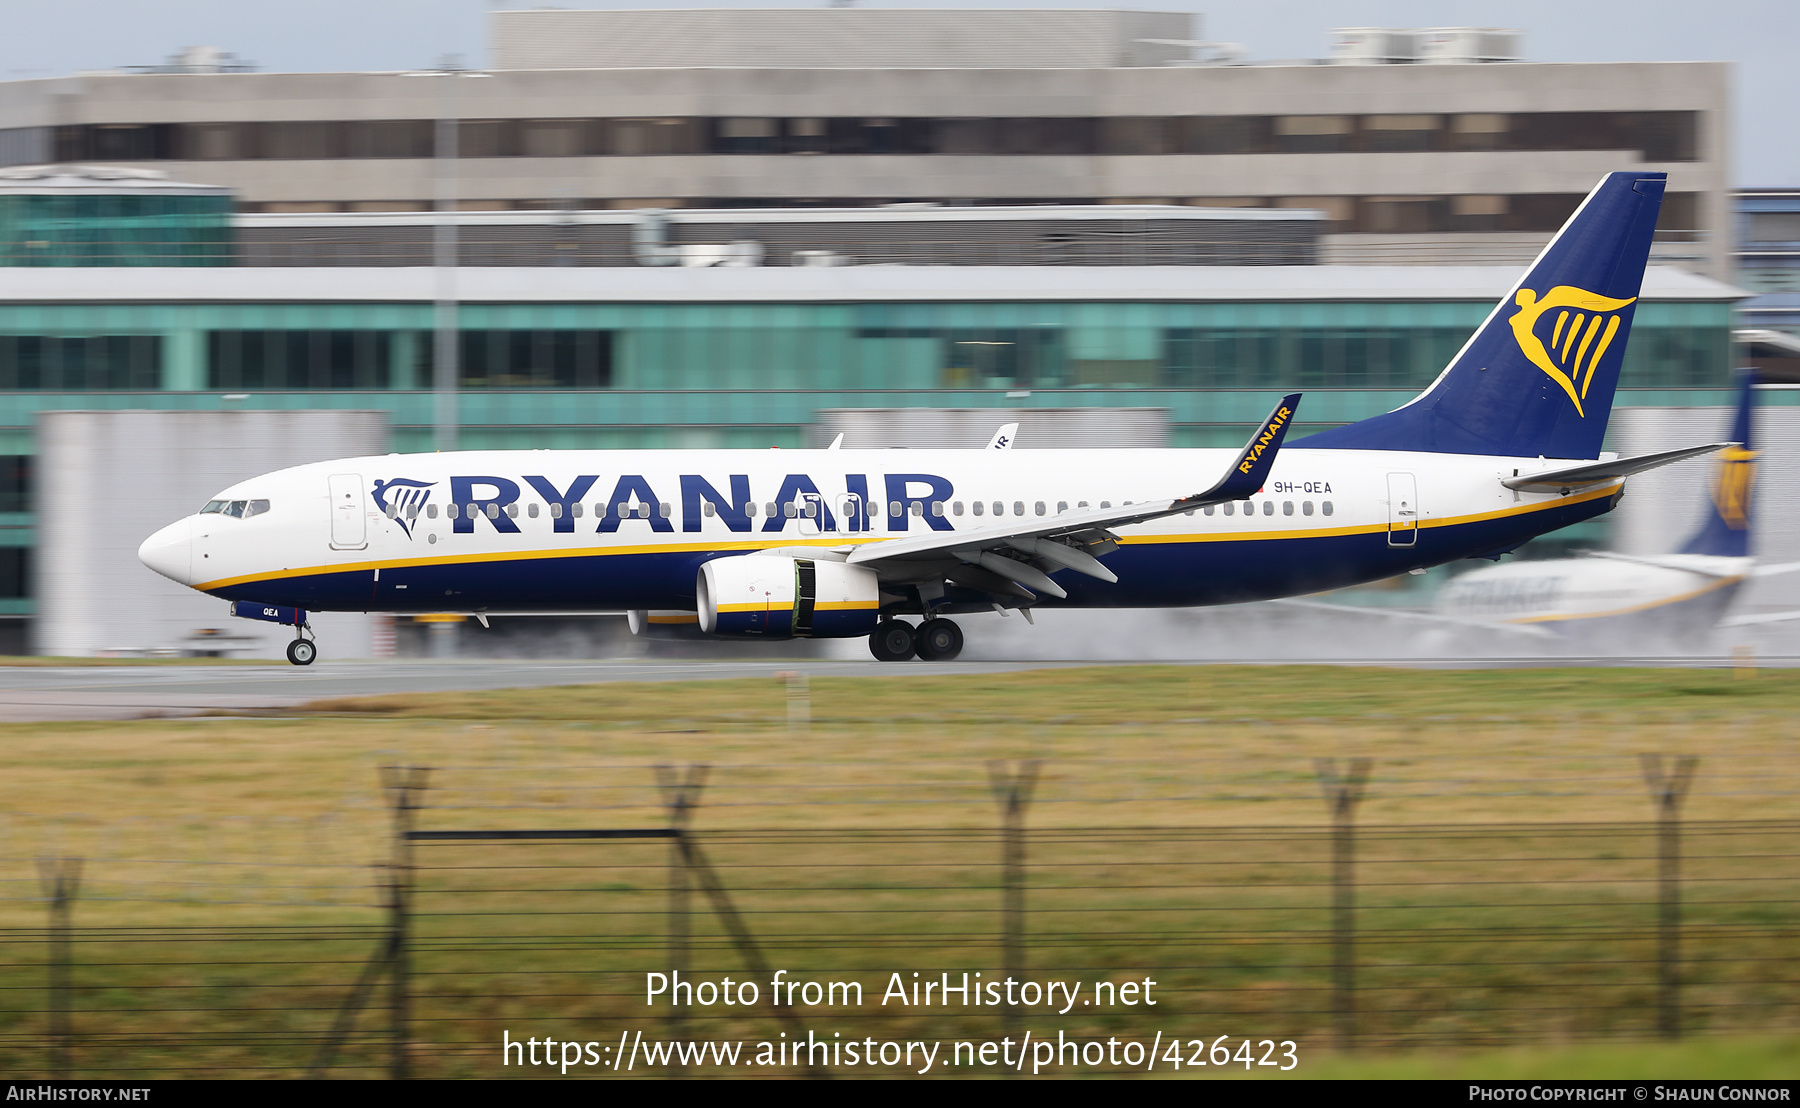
[987,759,1040,1042]
[1315,758,1371,1051]
[656,764,709,1076]
[1640,754,1698,1040]
[36,856,81,1080]
[380,765,429,1080]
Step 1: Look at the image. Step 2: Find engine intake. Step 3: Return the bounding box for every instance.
[698,555,879,639]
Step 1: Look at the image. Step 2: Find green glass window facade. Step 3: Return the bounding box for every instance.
[0,193,233,267]
[0,335,160,389]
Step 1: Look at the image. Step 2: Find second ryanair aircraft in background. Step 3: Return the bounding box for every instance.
[139,171,1729,664]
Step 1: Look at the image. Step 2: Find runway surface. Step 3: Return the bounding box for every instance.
[0,654,1792,722]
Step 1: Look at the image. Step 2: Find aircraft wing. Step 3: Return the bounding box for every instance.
[1721,609,1800,628]
[847,394,1301,598]
[1501,443,1734,493]
[1269,598,1557,639]
[1753,561,1800,579]
[1579,550,1748,579]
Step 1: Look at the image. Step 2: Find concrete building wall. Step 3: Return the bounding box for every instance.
[34,410,387,659]
[0,59,1732,276]
[490,9,1195,70]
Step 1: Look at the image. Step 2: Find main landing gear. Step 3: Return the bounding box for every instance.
[868,617,964,662]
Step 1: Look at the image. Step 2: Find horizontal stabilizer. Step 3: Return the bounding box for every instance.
[1502,443,1733,493]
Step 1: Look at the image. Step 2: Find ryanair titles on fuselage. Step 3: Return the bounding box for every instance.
[372,471,966,537]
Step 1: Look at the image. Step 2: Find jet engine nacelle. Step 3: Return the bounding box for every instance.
[697,555,880,639]
[626,609,706,639]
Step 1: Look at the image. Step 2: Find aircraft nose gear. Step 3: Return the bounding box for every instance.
[914,617,964,662]
[868,619,918,662]
[286,635,317,666]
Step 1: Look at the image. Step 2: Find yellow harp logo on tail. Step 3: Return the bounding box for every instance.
[1711,447,1756,530]
[1507,286,1638,417]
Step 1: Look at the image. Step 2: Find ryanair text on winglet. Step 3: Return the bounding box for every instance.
[1237,405,1292,475]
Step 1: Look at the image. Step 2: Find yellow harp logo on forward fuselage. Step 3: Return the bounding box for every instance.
[1508,286,1638,417]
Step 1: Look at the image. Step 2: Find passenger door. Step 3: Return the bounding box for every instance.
[1386,472,1418,548]
[329,473,368,550]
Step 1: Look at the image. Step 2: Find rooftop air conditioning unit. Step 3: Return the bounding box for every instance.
[1416,28,1521,64]
[1328,28,1418,65]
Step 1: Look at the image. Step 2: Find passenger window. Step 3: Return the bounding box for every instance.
[784,502,798,518]
[1283,501,1294,516]
[200,500,226,514]
[571,503,583,518]
[528,503,540,519]
[972,501,984,517]
[445,504,458,520]
[702,502,715,518]
[1078,501,1089,509]
[1322,501,1334,516]
[745,502,758,517]
[992,501,1003,516]
[659,502,673,519]
[487,504,501,519]
[767,502,779,518]
[404,503,417,520]
[549,503,561,519]
[1239,501,1252,515]
[245,499,270,519]
[1099,501,1111,509]
[953,501,964,516]
[1223,503,1233,516]
[910,502,923,517]
[385,502,398,519]
[1034,501,1045,516]
[506,504,518,518]
[1057,501,1068,513]
[931,501,945,517]
[1013,501,1024,516]
[1303,501,1313,516]
[891,501,903,517]
[427,503,438,519]
[1203,505,1214,516]
[1262,502,1273,516]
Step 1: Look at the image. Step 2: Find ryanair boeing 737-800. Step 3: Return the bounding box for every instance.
[138,171,1728,665]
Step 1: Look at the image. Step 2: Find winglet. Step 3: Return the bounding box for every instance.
[987,423,1019,450]
[1188,393,1301,505]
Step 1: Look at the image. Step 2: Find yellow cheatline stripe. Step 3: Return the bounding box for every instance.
[195,533,884,591]
[1509,574,1744,625]
[196,483,1622,592]
[716,601,793,614]
[815,600,878,611]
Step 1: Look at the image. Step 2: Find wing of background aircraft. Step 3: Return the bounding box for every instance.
[1269,597,1558,639]
[845,395,1299,600]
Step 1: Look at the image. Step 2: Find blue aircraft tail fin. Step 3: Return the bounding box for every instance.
[1303,171,1666,459]
[1678,371,1758,558]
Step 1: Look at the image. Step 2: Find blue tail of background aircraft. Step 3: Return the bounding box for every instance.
[1678,370,1758,558]
[1304,171,1667,459]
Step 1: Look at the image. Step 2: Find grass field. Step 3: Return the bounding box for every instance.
[0,665,1796,1078]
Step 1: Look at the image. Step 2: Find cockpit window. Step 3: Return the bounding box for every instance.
[202,498,270,518]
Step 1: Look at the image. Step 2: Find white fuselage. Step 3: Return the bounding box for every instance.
[138,445,1621,616]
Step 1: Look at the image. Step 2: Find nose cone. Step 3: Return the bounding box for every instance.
[138,518,195,586]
